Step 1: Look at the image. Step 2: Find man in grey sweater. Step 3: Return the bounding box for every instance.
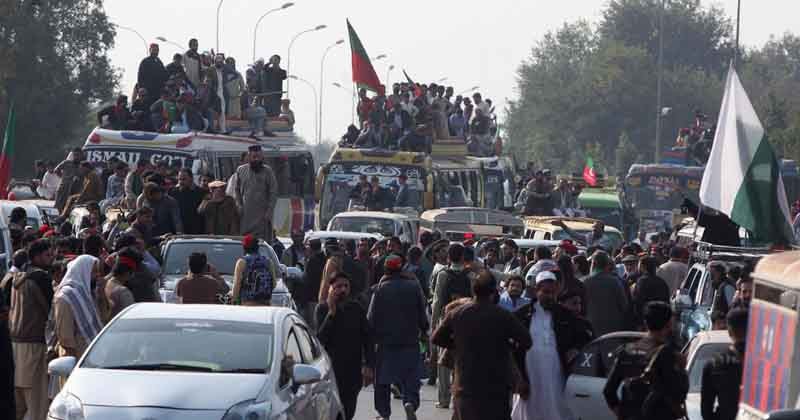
[583,251,629,336]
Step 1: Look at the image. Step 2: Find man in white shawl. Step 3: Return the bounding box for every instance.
[512,271,592,420]
[53,255,103,359]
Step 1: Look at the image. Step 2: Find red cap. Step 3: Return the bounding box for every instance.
[242,234,257,249]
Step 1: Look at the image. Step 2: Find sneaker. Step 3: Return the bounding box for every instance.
[403,402,417,420]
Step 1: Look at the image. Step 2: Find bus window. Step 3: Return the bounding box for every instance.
[755,282,799,311]
[217,157,239,180]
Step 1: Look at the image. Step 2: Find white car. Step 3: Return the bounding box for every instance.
[565,330,732,420]
[305,230,384,244]
[684,330,732,420]
[327,211,418,245]
[0,200,47,230]
[48,303,344,420]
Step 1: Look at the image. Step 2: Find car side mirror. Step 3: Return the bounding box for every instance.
[292,364,322,386]
[673,291,693,311]
[286,267,303,282]
[48,356,77,378]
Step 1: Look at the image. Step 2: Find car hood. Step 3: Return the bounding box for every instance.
[67,368,267,409]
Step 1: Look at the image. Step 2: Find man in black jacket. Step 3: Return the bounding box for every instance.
[316,272,374,420]
[137,43,168,108]
[301,239,325,328]
[701,307,748,420]
[368,254,429,420]
[168,168,207,235]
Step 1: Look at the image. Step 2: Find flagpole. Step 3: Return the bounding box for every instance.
[735,0,741,67]
[351,82,356,125]
[654,0,665,164]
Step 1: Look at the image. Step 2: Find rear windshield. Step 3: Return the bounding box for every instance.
[82,318,273,373]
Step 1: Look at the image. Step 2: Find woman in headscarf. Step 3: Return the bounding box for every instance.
[53,255,104,358]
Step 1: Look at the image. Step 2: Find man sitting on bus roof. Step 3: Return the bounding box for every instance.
[97,95,132,131]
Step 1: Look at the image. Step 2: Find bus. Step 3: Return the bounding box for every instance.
[623,164,704,233]
[82,127,315,236]
[315,145,497,229]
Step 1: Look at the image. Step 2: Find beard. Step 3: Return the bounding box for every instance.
[250,160,264,171]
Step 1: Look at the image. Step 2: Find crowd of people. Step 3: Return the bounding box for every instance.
[96,39,295,136]
[340,82,499,156]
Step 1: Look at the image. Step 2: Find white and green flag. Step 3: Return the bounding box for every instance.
[699,66,794,243]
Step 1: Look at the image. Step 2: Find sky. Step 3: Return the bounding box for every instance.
[104,0,799,146]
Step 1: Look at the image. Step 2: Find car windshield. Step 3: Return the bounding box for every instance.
[162,242,273,277]
[688,342,729,392]
[82,318,274,373]
[330,217,396,236]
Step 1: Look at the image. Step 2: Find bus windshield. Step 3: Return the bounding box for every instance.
[625,169,702,212]
[320,162,425,225]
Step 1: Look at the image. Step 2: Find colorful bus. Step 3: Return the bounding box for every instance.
[82,128,315,236]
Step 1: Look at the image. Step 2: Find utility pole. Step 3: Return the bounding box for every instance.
[735,0,741,67]
[654,0,665,164]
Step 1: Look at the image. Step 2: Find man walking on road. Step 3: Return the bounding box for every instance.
[584,251,629,336]
[234,145,278,241]
[656,247,689,295]
[368,254,429,420]
[701,307,748,420]
[432,270,531,420]
[316,272,374,420]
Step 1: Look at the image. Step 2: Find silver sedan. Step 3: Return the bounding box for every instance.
[48,303,344,420]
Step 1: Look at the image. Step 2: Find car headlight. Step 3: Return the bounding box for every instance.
[222,399,270,420]
[49,392,85,420]
[271,293,291,308]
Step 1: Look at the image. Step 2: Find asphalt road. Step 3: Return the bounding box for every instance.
[354,383,451,420]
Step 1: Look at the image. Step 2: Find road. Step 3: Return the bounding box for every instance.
[354,383,451,420]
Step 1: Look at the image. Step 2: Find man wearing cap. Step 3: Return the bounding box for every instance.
[137,43,168,108]
[198,180,240,235]
[368,253,429,420]
[513,270,591,420]
[234,145,278,242]
[394,174,411,208]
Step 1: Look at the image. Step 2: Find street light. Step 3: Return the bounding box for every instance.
[252,2,295,62]
[654,0,665,163]
[458,86,480,95]
[386,65,395,86]
[332,83,355,124]
[156,36,184,51]
[286,24,327,99]
[372,54,387,61]
[319,39,345,146]
[289,75,320,156]
[113,24,148,54]
[216,0,225,51]
[436,77,448,83]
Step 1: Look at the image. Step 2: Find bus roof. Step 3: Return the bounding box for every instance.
[420,207,523,227]
[578,190,620,209]
[753,251,800,289]
[328,146,429,166]
[84,128,310,154]
[626,163,704,177]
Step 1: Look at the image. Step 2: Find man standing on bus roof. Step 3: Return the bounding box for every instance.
[137,43,168,108]
[234,145,278,242]
[183,38,202,88]
[54,147,84,212]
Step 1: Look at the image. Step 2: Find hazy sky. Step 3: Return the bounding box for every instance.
[105,0,798,145]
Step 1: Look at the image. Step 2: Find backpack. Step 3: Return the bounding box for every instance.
[240,254,274,303]
[620,345,679,420]
[444,268,471,303]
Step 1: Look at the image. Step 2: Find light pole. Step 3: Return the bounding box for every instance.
[114,24,148,54]
[216,0,225,52]
[332,82,355,124]
[735,0,741,67]
[290,75,320,157]
[156,36,184,51]
[458,86,480,95]
[252,2,295,62]
[319,39,345,146]
[654,0,665,163]
[372,54,387,61]
[436,77,448,84]
[286,24,327,99]
[386,65,395,86]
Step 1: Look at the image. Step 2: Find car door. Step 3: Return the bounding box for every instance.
[565,334,644,420]
[279,326,316,420]
[294,323,337,420]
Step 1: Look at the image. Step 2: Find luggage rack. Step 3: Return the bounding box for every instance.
[692,241,773,262]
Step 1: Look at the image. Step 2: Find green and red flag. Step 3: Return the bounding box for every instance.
[583,156,597,187]
[0,103,15,199]
[346,19,382,94]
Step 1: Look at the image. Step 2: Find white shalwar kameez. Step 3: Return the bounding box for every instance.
[512,302,573,420]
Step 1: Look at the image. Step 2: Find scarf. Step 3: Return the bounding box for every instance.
[55,255,103,344]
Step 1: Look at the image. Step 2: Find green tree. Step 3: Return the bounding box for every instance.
[0,0,117,176]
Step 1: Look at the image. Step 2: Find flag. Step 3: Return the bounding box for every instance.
[402,69,423,97]
[0,103,14,199]
[346,19,382,94]
[583,156,597,187]
[699,66,794,243]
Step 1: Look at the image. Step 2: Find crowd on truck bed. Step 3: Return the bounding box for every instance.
[339,82,499,156]
[97,38,294,137]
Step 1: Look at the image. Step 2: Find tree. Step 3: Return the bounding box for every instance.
[0,0,118,176]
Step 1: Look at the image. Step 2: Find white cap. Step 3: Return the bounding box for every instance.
[535,271,557,285]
